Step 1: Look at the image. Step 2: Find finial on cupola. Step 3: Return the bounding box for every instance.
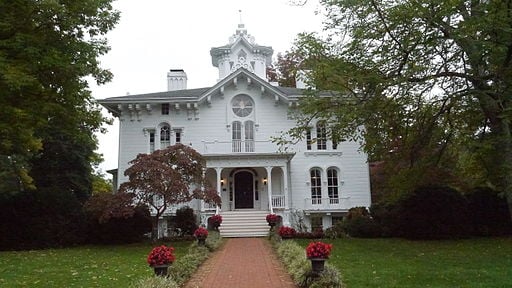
[236,9,247,34]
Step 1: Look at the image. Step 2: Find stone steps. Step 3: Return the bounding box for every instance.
[219,210,270,238]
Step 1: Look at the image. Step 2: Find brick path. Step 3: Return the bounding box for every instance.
[184,238,296,288]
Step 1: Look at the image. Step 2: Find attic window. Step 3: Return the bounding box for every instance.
[231,95,254,117]
[161,103,169,115]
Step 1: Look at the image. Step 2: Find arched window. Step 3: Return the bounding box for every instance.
[160,125,170,148]
[316,122,327,150]
[310,169,322,205]
[232,121,242,152]
[327,168,339,204]
[245,120,254,152]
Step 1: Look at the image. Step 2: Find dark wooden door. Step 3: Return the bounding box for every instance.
[234,171,254,209]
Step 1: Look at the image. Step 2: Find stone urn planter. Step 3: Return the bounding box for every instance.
[305,241,333,276]
[308,258,326,275]
[151,264,169,277]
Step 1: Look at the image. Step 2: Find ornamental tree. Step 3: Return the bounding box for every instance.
[119,144,221,239]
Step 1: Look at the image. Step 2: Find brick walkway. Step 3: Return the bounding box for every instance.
[184,238,296,288]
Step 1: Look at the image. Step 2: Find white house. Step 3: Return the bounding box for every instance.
[99,24,371,237]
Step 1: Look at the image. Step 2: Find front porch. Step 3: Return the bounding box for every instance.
[202,153,294,215]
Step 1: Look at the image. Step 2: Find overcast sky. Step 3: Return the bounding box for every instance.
[91,0,325,174]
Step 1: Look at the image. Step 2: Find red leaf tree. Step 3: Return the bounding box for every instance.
[119,144,221,239]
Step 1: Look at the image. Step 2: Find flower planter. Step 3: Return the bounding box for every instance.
[152,264,169,277]
[197,237,206,246]
[309,258,326,275]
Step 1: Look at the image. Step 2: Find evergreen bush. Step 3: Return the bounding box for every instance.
[466,187,512,236]
[393,185,471,239]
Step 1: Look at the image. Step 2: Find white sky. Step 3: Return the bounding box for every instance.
[91,0,325,175]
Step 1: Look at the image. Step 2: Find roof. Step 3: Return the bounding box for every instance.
[97,68,335,115]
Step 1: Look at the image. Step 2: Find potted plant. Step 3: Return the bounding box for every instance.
[306,241,333,275]
[278,226,297,239]
[208,214,222,231]
[266,213,279,229]
[147,245,175,276]
[194,227,209,246]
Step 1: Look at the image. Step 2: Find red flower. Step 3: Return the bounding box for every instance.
[278,226,297,238]
[147,245,175,266]
[194,227,209,238]
[306,241,333,259]
[266,213,279,224]
[208,214,222,226]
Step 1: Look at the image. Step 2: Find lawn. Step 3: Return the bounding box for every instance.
[296,237,512,288]
[0,241,191,287]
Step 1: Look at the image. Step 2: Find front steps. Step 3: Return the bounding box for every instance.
[219,210,270,238]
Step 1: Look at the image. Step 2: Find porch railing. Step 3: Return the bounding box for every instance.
[201,201,217,212]
[271,195,286,209]
[202,140,275,154]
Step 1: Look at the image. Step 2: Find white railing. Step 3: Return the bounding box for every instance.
[304,197,349,210]
[201,201,217,211]
[272,195,286,209]
[202,140,276,154]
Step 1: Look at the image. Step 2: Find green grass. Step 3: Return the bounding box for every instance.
[0,241,191,287]
[296,237,512,288]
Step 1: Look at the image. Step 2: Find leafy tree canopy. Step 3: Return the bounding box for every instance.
[0,0,119,192]
[281,0,512,215]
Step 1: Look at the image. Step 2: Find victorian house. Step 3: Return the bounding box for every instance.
[99,24,371,237]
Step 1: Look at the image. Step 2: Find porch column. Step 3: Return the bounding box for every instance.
[215,167,222,214]
[266,166,273,213]
[281,165,289,210]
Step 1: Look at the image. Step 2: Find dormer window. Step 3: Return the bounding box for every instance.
[231,95,254,117]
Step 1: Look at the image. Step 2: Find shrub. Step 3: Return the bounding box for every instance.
[343,216,381,238]
[0,190,87,250]
[84,194,151,244]
[393,185,471,239]
[466,187,512,236]
[174,206,198,236]
[279,226,297,238]
[324,221,345,239]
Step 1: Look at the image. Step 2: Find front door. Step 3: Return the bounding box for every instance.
[234,171,254,209]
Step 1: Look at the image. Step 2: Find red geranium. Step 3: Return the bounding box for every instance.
[147,245,175,266]
[208,214,222,226]
[306,241,333,259]
[278,226,297,238]
[266,213,279,224]
[194,227,209,239]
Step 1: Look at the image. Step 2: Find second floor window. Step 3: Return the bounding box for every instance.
[232,121,242,152]
[327,168,339,202]
[310,169,322,204]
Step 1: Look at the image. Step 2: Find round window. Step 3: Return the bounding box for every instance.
[231,95,254,117]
